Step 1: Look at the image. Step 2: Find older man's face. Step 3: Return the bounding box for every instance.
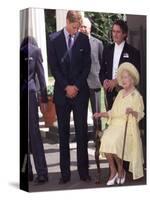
[80,23,91,36]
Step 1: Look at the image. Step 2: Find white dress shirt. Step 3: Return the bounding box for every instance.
[112,41,125,79]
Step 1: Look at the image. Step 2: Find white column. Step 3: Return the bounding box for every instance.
[20,8,48,85]
[20,9,28,42]
[56,9,68,31]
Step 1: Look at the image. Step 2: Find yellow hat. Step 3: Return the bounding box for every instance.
[117,62,140,86]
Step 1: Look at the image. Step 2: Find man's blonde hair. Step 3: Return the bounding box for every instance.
[66,10,82,25]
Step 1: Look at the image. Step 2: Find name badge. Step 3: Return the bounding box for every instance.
[123,53,129,58]
[80,48,84,52]
[25,57,33,61]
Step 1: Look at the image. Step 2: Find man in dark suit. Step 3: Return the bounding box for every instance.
[100,20,140,110]
[20,36,48,184]
[48,11,91,184]
[80,17,103,138]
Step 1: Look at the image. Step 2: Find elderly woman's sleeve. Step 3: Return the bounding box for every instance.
[107,110,112,118]
[134,94,145,122]
[106,91,121,124]
[106,110,112,125]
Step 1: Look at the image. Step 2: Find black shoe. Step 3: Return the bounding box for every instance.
[80,175,91,182]
[28,173,34,182]
[34,175,48,184]
[59,177,70,184]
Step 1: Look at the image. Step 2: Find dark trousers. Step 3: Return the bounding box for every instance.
[28,91,48,177]
[106,89,118,110]
[89,88,101,137]
[55,99,89,180]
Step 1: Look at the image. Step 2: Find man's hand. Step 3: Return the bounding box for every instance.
[40,103,48,114]
[93,112,102,118]
[65,85,79,98]
[93,112,109,118]
[107,79,118,92]
[103,79,110,90]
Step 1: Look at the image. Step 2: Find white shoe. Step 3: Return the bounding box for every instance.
[106,173,118,186]
[116,171,126,185]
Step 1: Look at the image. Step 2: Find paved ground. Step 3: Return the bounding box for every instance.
[29,137,146,192]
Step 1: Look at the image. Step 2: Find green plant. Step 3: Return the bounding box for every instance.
[85,12,125,45]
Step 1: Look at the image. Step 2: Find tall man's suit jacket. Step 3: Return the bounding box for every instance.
[48,30,91,105]
[87,36,103,89]
[100,42,140,85]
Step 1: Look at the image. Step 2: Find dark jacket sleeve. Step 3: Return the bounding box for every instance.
[48,35,69,90]
[100,47,107,85]
[98,41,104,67]
[36,48,48,103]
[133,48,141,74]
[74,36,91,90]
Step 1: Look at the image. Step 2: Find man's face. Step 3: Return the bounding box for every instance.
[112,24,127,44]
[66,20,80,35]
[80,24,91,36]
[80,20,91,36]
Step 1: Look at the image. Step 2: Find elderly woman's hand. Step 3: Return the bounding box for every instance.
[126,107,133,115]
[126,107,138,118]
[94,112,109,118]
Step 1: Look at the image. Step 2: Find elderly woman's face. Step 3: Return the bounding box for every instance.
[121,70,134,89]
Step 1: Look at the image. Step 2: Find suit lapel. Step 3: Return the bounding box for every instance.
[110,43,115,66]
[59,29,68,54]
[71,32,80,51]
[90,36,95,44]
[69,32,80,64]
[90,36,97,50]
[119,42,128,65]
[56,29,71,63]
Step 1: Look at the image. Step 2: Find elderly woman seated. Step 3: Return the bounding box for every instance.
[94,62,144,186]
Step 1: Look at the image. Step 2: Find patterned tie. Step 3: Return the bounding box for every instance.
[68,34,73,59]
[68,34,72,49]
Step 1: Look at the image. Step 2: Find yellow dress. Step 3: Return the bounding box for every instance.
[100,89,144,180]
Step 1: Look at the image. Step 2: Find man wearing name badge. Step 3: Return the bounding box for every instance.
[80,17,103,139]
[48,11,91,184]
[100,19,141,110]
